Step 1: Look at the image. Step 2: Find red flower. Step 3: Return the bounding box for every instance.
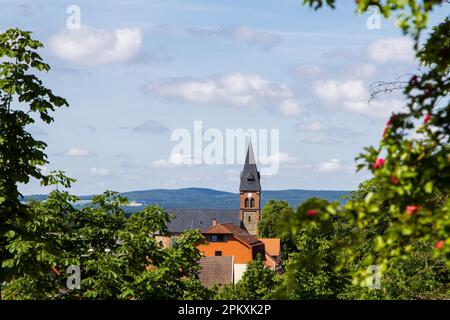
[307,209,317,216]
[406,205,420,216]
[408,75,418,86]
[424,113,432,124]
[383,115,396,138]
[390,175,399,185]
[373,158,385,170]
[435,240,445,250]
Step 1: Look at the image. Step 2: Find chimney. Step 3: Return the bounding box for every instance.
[212,218,217,227]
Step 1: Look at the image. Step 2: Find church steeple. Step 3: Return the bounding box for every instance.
[239,141,261,192]
[239,142,261,236]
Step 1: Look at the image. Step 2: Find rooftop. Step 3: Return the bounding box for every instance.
[198,256,234,288]
[167,208,240,233]
[239,142,261,192]
[258,238,281,257]
[203,223,262,247]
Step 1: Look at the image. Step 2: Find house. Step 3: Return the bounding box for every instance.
[198,256,234,288]
[197,221,266,283]
[156,142,281,287]
[196,142,281,285]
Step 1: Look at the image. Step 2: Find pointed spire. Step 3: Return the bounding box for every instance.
[246,140,256,165]
[240,141,261,191]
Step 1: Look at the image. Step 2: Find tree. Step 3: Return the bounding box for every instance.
[214,255,278,300]
[339,178,450,299]
[339,240,450,300]
[0,28,207,300]
[274,193,450,300]
[259,200,292,238]
[2,189,208,299]
[0,28,68,291]
[274,198,351,299]
[258,200,296,262]
[288,0,450,286]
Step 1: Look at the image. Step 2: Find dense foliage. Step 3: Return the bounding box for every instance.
[213,256,278,300]
[1,0,449,300]
[0,29,206,300]
[294,0,450,286]
[262,193,450,299]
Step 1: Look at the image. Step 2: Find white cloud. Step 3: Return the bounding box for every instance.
[225,169,240,175]
[279,99,304,116]
[65,147,91,157]
[290,64,321,77]
[317,159,343,173]
[343,98,404,119]
[367,37,415,64]
[225,169,241,183]
[259,152,297,165]
[302,136,327,144]
[181,174,211,182]
[313,79,404,118]
[297,122,367,144]
[322,48,355,60]
[295,121,323,132]
[151,152,193,168]
[147,73,303,117]
[349,63,377,78]
[90,167,109,176]
[49,26,143,65]
[186,25,281,51]
[313,80,367,104]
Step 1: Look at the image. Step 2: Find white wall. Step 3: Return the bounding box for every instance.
[233,263,247,283]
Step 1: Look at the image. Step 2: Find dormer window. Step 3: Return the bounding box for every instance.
[210,235,225,242]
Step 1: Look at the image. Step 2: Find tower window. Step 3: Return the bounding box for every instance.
[250,198,255,208]
[245,198,249,208]
[215,251,222,256]
[248,215,251,222]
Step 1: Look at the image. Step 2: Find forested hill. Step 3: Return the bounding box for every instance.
[23,188,350,209]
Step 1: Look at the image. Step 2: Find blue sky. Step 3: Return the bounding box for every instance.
[2,0,448,195]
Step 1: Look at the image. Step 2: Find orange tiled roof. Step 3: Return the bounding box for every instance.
[203,223,233,235]
[203,223,262,247]
[258,238,281,257]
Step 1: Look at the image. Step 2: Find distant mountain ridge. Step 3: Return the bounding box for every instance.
[23,187,350,209]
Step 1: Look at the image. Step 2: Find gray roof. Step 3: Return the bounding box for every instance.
[167,208,240,233]
[239,142,261,191]
[199,256,234,287]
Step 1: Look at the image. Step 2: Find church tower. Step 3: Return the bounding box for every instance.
[239,142,261,236]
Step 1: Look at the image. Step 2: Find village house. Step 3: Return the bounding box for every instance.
[156,142,281,287]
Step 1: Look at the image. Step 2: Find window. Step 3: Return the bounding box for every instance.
[245,198,249,208]
[210,235,225,242]
[215,251,222,256]
[250,198,255,208]
[248,215,251,222]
